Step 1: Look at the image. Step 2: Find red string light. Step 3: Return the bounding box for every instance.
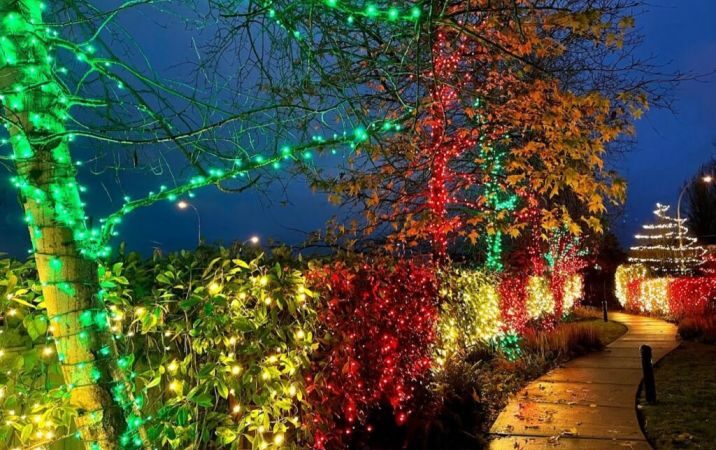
[499,275,528,334]
[421,31,477,260]
[668,277,716,318]
[306,260,439,449]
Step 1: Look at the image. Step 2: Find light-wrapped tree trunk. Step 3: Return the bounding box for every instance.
[1,1,143,448]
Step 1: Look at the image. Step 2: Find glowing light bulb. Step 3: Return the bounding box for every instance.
[209,282,221,295]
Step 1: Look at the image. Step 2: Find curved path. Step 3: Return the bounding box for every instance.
[489,312,678,449]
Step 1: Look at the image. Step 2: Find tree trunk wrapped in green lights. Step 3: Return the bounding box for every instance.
[1,1,146,448]
[1,4,390,449]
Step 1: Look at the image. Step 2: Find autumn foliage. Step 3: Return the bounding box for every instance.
[319,1,641,256]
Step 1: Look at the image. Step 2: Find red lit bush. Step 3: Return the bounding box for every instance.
[617,269,716,318]
[668,277,716,319]
[306,259,440,449]
[498,275,528,334]
[626,278,643,311]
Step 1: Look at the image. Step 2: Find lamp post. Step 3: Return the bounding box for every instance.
[676,175,713,273]
[177,200,201,247]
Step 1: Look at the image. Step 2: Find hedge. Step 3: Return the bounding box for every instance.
[0,250,583,449]
[615,263,716,318]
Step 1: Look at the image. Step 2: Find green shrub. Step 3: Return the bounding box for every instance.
[114,249,318,449]
[0,257,76,448]
[1,249,318,450]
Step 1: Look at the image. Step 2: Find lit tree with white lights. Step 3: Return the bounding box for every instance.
[629,203,706,275]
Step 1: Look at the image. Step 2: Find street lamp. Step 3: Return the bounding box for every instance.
[177,200,201,247]
[243,235,260,245]
[676,175,713,273]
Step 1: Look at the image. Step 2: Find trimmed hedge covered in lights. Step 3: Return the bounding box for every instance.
[0,251,583,450]
[615,264,716,318]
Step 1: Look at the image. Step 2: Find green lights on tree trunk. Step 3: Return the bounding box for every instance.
[1,1,411,448]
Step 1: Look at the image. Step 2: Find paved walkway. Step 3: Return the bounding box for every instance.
[489,312,679,449]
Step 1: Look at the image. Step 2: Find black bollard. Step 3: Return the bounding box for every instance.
[640,345,656,404]
[602,299,608,322]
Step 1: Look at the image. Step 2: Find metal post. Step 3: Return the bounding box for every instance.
[189,203,201,247]
[677,186,688,274]
[640,345,656,404]
[602,299,608,322]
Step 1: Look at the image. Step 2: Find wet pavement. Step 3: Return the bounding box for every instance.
[489,312,679,449]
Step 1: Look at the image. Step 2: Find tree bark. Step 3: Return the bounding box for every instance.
[1,1,145,448]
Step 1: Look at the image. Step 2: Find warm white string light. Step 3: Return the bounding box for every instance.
[628,203,706,274]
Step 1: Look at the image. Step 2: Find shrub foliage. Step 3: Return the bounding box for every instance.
[0,250,584,449]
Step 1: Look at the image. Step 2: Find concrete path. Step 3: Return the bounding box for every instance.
[489,312,679,449]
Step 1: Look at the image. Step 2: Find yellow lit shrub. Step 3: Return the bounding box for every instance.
[562,274,583,312]
[526,275,555,320]
[615,264,649,307]
[435,269,502,367]
[639,277,671,314]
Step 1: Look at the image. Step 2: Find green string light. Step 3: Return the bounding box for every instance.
[480,140,518,272]
[1,2,413,447]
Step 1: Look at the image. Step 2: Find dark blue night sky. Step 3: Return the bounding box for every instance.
[620,0,716,244]
[1,0,715,257]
